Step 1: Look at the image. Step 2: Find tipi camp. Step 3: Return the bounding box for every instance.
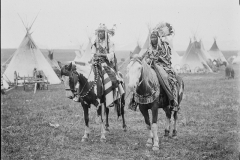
[180,39,213,73]
[208,38,228,63]
[3,17,61,84]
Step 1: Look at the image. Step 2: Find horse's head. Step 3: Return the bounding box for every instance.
[61,62,79,99]
[127,56,143,91]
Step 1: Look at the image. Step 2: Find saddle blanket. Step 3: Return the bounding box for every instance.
[101,63,125,107]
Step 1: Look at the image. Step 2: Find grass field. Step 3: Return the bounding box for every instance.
[1,63,240,159]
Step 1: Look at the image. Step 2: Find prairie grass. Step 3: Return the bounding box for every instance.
[1,64,240,160]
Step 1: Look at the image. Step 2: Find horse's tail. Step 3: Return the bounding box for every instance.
[114,99,121,118]
[178,78,184,104]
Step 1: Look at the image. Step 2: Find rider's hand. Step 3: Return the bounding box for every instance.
[150,55,155,59]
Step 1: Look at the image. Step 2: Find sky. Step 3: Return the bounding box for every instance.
[1,0,240,51]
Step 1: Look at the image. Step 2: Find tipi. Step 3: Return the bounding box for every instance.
[180,39,213,72]
[74,44,84,62]
[3,16,61,84]
[1,75,10,90]
[1,66,10,90]
[77,37,93,63]
[130,42,141,58]
[185,38,192,56]
[138,27,151,57]
[164,36,182,69]
[45,49,61,77]
[119,41,141,71]
[232,51,240,64]
[208,38,227,63]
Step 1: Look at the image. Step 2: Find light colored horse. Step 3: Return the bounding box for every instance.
[127,56,184,151]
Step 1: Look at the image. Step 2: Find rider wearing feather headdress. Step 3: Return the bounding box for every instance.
[91,23,120,90]
[129,22,180,111]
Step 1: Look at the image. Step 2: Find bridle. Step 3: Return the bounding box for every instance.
[65,64,99,98]
[129,58,144,87]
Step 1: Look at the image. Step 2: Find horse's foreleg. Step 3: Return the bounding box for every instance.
[172,111,178,138]
[81,104,90,142]
[139,105,153,147]
[100,103,106,142]
[151,104,159,151]
[105,105,110,132]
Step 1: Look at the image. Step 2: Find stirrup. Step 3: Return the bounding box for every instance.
[128,100,138,111]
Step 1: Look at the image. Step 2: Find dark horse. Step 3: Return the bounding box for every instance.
[61,62,127,142]
[225,65,235,79]
[127,57,184,151]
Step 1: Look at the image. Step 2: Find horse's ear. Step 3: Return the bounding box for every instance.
[68,62,72,71]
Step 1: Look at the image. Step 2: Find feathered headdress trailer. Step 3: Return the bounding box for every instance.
[95,23,116,40]
[151,22,175,38]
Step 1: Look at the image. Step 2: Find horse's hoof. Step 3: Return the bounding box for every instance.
[152,146,159,151]
[164,129,170,137]
[105,128,110,132]
[146,138,153,147]
[172,130,177,138]
[146,143,152,147]
[81,138,88,142]
[123,126,127,132]
[100,138,106,143]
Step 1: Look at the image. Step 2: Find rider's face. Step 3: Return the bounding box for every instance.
[98,30,105,40]
[150,34,158,45]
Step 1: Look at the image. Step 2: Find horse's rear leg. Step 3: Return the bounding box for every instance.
[172,111,178,139]
[163,106,171,138]
[139,105,153,147]
[81,104,90,142]
[121,97,127,132]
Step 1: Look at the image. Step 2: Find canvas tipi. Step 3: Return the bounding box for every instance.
[3,16,61,84]
[138,27,151,57]
[232,51,240,64]
[74,43,84,62]
[77,37,93,63]
[164,36,182,69]
[180,40,213,72]
[118,41,141,71]
[46,49,61,70]
[130,42,141,58]
[208,38,227,63]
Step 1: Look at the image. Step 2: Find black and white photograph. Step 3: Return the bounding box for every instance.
[1,0,240,159]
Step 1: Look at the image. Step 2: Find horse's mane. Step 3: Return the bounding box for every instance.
[75,63,95,82]
[141,58,159,89]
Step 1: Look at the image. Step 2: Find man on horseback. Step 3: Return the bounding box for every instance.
[90,23,124,107]
[129,22,180,111]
